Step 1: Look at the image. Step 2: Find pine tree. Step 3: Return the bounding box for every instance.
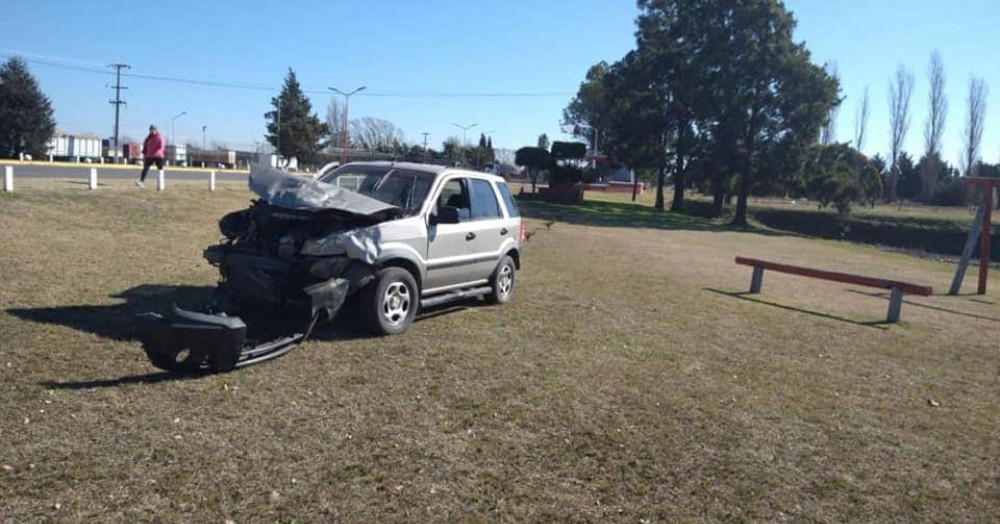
[264,68,330,162]
[0,57,56,158]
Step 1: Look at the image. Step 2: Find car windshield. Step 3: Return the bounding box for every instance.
[319,165,435,215]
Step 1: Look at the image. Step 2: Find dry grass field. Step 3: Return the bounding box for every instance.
[1,179,997,522]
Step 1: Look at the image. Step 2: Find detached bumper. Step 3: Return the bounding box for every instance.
[134,305,302,373]
[134,278,349,373]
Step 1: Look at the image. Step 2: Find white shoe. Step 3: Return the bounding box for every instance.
[135,180,144,188]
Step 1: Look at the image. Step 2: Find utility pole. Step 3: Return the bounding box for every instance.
[108,63,130,164]
[422,132,429,160]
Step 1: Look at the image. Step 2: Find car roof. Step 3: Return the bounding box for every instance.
[345,161,507,182]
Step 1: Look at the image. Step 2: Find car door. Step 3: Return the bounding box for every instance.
[423,177,478,293]
[465,177,509,280]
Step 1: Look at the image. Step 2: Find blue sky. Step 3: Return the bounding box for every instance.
[3,0,998,168]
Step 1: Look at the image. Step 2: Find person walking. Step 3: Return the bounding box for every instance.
[136,124,165,188]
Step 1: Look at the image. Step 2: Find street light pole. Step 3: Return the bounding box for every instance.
[328,86,367,165]
[170,111,186,146]
[452,123,477,165]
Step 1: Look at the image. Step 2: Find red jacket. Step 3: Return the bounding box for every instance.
[142,132,165,159]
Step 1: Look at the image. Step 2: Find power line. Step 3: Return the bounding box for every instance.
[4,54,571,98]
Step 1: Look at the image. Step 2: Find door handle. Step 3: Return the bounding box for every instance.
[466,232,476,241]
[500,228,509,235]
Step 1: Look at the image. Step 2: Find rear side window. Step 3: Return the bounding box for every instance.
[470,179,501,220]
[496,182,520,217]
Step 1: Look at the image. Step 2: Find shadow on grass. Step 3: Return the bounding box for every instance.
[518,199,787,235]
[846,289,1000,323]
[40,371,208,390]
[11,283,493,388]
[7,284,217,341]
[704,288,890,330]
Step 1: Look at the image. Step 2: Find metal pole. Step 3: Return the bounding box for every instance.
[978,187,995,294]
[202,125,207,150]
[328,86,366,165]
[950,198,986,295]
[171,111,186,146]
[452,123,477,165]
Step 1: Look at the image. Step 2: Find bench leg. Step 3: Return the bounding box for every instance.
[750,266,764,294]
[886,287,903,323]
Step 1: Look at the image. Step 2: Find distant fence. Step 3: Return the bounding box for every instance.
[1,164,228,193]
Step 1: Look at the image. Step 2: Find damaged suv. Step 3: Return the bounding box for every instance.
[135,162,524,372]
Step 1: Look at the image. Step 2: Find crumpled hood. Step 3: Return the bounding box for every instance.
[248,164,403,220]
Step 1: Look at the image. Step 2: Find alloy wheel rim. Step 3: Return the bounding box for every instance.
[382,282,411,326]
[498,265,513,297]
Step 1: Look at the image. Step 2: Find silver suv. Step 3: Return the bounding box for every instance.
[135,162,524,372]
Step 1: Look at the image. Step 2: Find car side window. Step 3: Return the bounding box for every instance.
[470,179,502,220]
[437,178,471,221]
[496,182,521,218]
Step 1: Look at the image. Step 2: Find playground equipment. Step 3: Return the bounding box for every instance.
[949,177,998,295]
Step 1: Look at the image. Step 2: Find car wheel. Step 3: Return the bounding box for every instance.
[361,267,418,335]
[486,255,516,305]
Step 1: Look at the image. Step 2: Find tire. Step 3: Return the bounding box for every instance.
[361,267,419,335]
[485,255,516,305]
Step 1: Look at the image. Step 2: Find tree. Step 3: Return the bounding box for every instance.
[515,146,551,192]
[895,151,920,200]
[264,68,330,162]
[536,133,550,151]
[803,144,878,215]
[887,64,914,202]
[350,117,405,152]
[598,50,670,205]
[709,0,839,226]
[921,51,947,203]
[853,86,870,153]
[563,61,610,154]
[0,57,56,158]
[962,75,988,177]
[325,99,349,151]
[635,0,712,212]
[820,62,841,147]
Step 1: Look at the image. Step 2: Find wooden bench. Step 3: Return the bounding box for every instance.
[734,256,933,323]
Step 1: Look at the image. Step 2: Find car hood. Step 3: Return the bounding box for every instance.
[248,164,403,220]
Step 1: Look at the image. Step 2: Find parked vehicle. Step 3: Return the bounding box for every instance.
[135,161,524,372]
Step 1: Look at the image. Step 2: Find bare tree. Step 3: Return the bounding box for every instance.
[887,64,914,202]
[962,75,988,177]
[820,62,840,146]
[325,99,348,151]
[921,51,948,203]
[853,86,870,152]
[350,117,406,152]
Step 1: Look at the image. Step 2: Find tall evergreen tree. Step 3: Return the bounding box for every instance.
[264,68,330,162]
[0,57,56,158]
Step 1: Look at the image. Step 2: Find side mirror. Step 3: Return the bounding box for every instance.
[431,206,461,225]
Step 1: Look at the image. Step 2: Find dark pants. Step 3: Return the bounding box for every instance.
[140,158,165,181]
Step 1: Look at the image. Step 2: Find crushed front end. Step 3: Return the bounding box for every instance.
[134,166,401,372]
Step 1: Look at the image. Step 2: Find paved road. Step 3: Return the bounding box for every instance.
[0,162,250,182]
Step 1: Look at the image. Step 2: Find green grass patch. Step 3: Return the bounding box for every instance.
[1,183,997,522]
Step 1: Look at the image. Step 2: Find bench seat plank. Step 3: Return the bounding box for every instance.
[735,256,932,296]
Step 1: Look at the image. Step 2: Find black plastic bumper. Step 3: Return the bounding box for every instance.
[134,278,349,373]
[134,305,302,372]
